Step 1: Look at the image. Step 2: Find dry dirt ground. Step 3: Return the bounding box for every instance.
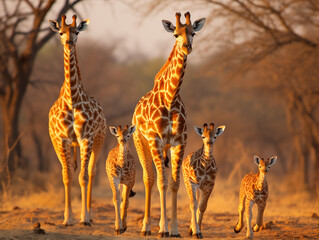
[1,181,319,240]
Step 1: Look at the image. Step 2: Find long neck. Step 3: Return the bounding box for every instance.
[61,45,85,107]
[154,41,187,109]
[200,144,214,167]
[256,171,266,190]
[116,144,128,168]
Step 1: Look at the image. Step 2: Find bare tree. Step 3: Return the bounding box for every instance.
[0,0,83,190]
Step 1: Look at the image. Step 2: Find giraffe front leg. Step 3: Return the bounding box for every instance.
[112,180,124,234]
[169,144,185,237]
[133,131,154,236]
[51,138,73,226]
[253,202,266,232]
[197,189,212,237]
[234,188,246,233]
[78,139,93,226]
[150,142,169,237]
[245,200,254,239]
[120,183,132,232]
[187,184,201,239]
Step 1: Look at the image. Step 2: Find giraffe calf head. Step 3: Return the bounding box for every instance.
[194,123,225,147]
[254,155,277,174]
[49,15,89,48]
[109,125,136,145]
[162,12,206,55]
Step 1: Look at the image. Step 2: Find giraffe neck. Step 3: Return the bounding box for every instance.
[61,46,86,108]
[154,41,187,109]
[256,172,266,190]
[200,144,214,167]
[116,144,128,168]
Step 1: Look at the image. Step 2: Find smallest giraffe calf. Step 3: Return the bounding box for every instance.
[182,123,225,239]
[234,155,277,239]
[106,125,136,235]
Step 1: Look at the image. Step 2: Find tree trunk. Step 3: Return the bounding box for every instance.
[0,77,27,189]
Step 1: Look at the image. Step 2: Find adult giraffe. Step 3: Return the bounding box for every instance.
[132,12,205,237]
[48,15,107,226]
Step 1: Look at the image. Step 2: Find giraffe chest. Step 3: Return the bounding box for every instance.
[49,97,102,142]
[134,92,186,145]
[189,158,217,189]
[244,176,269,203]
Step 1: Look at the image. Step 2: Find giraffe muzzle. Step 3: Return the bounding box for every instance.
[183,43,192,49]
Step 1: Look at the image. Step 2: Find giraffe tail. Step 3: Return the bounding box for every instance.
[73,147,77,171]
[129,189,136,198]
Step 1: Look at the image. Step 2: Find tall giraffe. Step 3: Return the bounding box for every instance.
[48,15,107,226]
[132,12,206,237]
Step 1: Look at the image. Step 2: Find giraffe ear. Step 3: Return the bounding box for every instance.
[194,126,203,136]
[254,155,261,166]
[193,18,206,32]
[162,20,176,33]
[49,20,60,32]
[128,125,136,135]
[215,125,225,137]
[269,156,277,166]
[109,126,117,136]
[77,19,90,32]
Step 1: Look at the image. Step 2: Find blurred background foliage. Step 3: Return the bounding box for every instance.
[0,0,319,204]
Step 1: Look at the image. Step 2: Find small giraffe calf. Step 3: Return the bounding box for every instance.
[106,125,136,235]
[182,123,225,239]
[234,155,277,239]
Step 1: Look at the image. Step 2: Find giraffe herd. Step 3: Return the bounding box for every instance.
[48,13,277,239]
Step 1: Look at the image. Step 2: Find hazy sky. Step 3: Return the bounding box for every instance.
[71,0,210,61]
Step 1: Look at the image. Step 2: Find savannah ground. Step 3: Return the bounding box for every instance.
[1,170,318,240]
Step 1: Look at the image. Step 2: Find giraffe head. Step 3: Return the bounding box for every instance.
[49,15,89,48]
[162,12,206,55]
[254,155,277,174]
[194,123,225,147]
[109,125,136,146]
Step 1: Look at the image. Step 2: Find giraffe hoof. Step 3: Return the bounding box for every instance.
[253,224,260,232]
[129,189,136,198]
[194,233,203,239]
[189,228,193,236]
[234,224,242,233]
[170,233,181,237]
[140,231,151,236]
[115,228,125,235]
[192,232,203,239]
[80,221,91,227]
[158,232,170,238]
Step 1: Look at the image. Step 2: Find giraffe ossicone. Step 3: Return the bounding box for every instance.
[132,12,206,237]
[48,15,107,226]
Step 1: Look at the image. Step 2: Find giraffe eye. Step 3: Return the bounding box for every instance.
[202,136,205,139]
[174,34,178,38]
[191,33,196,37]
[59,32,63,36]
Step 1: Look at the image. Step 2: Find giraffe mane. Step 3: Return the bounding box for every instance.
[155,42,178,80]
